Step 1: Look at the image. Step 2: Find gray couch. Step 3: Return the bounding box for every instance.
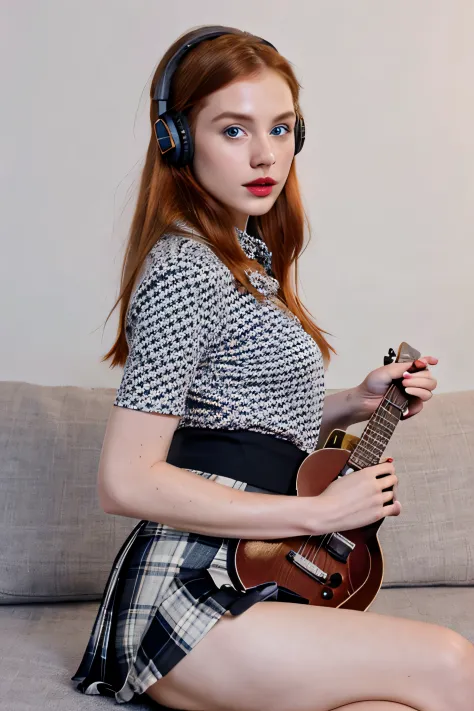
[0,381,473,710]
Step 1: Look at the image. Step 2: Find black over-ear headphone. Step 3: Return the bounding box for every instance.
[153,25,305,168]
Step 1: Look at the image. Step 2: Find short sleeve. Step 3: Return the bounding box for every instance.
[113,236,227,416]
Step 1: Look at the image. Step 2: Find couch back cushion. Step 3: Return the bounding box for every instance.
[0,381,473,603]
[376,388,474,587]
[0,381,140,604]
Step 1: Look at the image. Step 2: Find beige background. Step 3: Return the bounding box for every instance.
[1,1,473,392]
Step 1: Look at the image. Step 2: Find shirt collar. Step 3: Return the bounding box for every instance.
[172,220,273,275]
[234,227,273,275]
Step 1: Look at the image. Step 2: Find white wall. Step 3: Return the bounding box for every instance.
[1,0,473,392]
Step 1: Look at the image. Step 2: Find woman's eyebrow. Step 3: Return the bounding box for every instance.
[211,110,296,123]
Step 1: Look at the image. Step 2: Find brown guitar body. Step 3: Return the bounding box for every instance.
[233,447,384,610]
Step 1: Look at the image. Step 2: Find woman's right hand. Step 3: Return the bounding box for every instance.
[316,458,401,533]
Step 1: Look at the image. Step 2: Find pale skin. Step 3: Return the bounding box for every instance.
[100,68,474,710]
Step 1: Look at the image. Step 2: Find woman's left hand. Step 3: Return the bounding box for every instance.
[354,355,439,420]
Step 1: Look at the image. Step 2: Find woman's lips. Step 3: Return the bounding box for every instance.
[245,184,275,197]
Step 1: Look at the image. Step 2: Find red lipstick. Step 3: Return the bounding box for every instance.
[244,177,277,197]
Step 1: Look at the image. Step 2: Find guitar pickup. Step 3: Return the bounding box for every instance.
[324,532,355,563]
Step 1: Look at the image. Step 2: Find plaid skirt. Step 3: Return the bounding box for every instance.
[71,470,304,704]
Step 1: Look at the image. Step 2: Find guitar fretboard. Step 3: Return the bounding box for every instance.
[348,384,408,470]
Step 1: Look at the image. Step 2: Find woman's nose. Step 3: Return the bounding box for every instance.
[252,143,275,167]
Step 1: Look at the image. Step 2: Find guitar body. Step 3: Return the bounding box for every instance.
[233,447,384,610]
[232,341,423,612]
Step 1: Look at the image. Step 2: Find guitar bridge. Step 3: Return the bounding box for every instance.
[287,550,328,584]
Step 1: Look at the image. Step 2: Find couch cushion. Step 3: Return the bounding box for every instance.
[0,381,140,604]
[372,390,474,586]
[0,591,471,710]
[0,602,153,710]
[369,586,474,640]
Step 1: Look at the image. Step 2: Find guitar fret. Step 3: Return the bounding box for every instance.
[361,433,384,448]
[380,404,398,422]
[364,436,388,450]
[357,443,377,456]
[372,414,395,435]
[370,430,392,444]
[379,405,399,424]
[353,441,382,461]
[370,424,391,437]
[365,423,392,442]
[365,436,388,450]
[367,420,391,436]
[353,445,375,459]
[385,397,406,413]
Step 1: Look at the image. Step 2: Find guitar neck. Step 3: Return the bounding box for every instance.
[347,383,408,470]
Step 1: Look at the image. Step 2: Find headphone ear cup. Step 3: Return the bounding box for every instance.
[172,112,194,166]
[155,111,194,167]
[294,114,305,155]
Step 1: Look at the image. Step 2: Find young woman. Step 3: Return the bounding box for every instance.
[72,25,473,711]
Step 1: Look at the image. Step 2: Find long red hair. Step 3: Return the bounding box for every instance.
[102,26,336,368]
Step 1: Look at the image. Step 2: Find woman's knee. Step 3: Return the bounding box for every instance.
[439,628,474,670]
[434,628,474,708]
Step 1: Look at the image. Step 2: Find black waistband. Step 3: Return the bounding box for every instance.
[166,427,307,495]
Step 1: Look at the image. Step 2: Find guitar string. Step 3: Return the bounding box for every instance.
[296,397,404,576]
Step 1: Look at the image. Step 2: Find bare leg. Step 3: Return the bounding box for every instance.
[144,602,474,711]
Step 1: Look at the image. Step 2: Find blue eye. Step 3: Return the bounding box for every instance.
[271,125,290,136]
[223,125,290,139]
[224,126,244,139]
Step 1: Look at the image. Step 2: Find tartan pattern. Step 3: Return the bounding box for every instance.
[71,474,281,703]
[72,226,326,702]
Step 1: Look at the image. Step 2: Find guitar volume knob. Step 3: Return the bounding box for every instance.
[328,573,342,588]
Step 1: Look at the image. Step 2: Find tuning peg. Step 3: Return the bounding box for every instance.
[384,347,396,366]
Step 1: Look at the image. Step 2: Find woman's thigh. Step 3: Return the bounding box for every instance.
[145,601,474,711]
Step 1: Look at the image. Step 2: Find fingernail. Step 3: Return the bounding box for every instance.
[387,457,394,462]
[403,371,412,378]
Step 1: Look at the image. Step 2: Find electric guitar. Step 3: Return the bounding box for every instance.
[231,341,424,611]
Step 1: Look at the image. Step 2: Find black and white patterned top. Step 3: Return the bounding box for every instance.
[114,223,325,453]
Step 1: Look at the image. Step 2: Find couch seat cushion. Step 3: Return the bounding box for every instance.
[0,590,472,710]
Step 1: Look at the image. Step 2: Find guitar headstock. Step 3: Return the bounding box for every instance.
[384,341,421,367]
